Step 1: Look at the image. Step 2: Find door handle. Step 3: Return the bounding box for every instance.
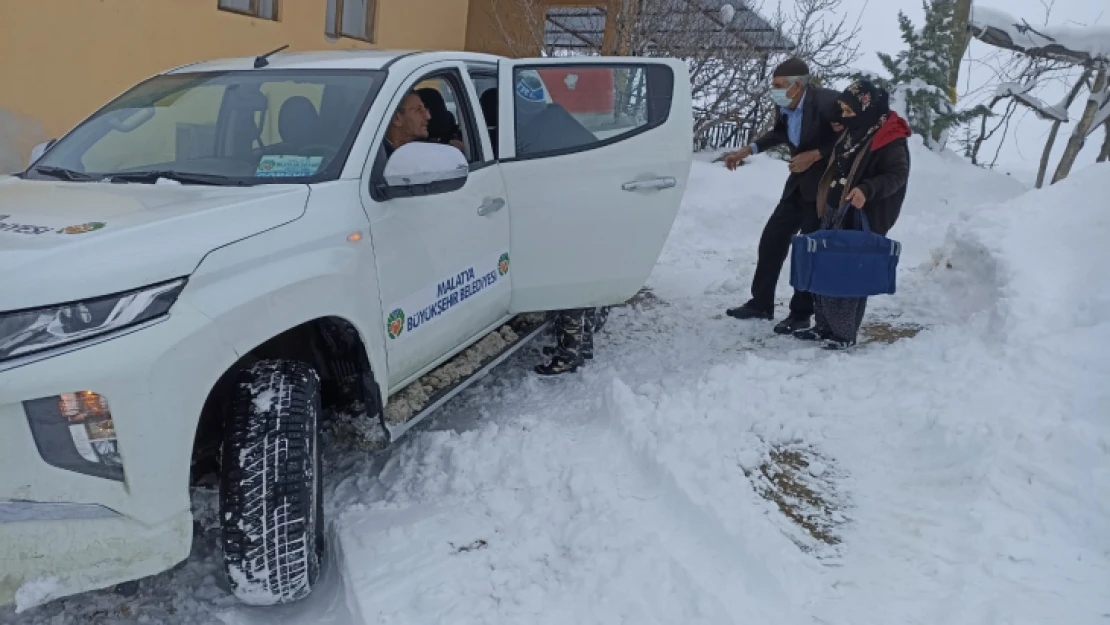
[477,197,505,216]
[622,177,676,192]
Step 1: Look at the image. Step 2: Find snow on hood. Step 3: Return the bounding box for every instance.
[0,177,309,311]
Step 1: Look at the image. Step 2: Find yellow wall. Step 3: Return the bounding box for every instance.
[0,0,471,164]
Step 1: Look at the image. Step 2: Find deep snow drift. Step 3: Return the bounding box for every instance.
[5,139,1108,625]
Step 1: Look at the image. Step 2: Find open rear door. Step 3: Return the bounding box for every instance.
[496,57,692,312]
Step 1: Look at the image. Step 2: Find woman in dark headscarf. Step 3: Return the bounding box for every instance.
[794,80,913,349]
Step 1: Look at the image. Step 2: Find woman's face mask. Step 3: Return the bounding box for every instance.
[837,101,865,129]
[842,114,867,129]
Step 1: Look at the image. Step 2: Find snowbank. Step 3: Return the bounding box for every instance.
[606,156,1110,623]
[931,163,1110,340]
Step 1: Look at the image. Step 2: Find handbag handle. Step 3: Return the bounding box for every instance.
[835,201,872,233]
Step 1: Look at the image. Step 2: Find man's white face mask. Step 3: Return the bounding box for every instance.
[769,87,793,107]
[770,79,802,107]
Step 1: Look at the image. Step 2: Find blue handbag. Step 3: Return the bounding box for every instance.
[789,204,901,298]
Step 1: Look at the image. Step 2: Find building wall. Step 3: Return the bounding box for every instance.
[0,110,47,174]
[0,0,471,165]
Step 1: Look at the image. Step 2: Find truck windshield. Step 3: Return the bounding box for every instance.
[26,69,384,185]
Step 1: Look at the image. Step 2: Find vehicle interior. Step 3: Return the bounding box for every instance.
[29,71,381,182]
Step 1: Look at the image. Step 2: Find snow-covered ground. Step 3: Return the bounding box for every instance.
[6,139,1109,624]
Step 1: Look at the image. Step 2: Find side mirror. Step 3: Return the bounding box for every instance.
[382,142,468,198]
[29,139,57,165]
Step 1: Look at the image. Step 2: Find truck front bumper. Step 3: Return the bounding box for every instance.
[0,503,192,611]
[0,300,238,611]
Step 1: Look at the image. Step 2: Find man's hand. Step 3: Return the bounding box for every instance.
[845,187,867,208]
[724,146,752,171]
[449,139,465,152]
[788,149,822,173]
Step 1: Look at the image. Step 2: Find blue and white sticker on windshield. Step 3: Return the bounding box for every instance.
[514,74,546,103]
[255,155,323,178]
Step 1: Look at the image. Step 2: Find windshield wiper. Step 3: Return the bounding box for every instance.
[106,170,249,186]
[32,165,96,181]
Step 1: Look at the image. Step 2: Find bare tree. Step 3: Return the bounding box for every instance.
[968,99,1017,166]
[968,3,1110,184]
[964,55,1071,167]
[768,0,860,81]
[483,0,549,58]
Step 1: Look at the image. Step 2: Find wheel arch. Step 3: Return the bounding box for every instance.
[190,314,387,483]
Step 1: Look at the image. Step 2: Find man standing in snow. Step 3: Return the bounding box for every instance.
[721,58,841,335]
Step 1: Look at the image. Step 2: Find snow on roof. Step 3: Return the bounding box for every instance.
[969,5,1110,66]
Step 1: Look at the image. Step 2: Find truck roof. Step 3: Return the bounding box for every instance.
[166,50,504,74]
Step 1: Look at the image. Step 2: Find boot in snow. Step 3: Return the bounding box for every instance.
[726,299,773,320]
[536,310,585,375]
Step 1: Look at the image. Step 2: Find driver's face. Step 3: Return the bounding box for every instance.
[395,94,430,141]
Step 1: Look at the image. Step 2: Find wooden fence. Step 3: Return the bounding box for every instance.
[694,120,755,152]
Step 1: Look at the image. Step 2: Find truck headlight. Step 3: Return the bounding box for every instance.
[0,279,186,362]
[25,391,123,481]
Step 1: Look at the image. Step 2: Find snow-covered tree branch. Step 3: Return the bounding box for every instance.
[968,3,1110,185]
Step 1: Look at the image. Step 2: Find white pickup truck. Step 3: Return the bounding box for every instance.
[0,49,691,610]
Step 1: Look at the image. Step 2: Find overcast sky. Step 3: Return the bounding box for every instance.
[813,0,1106,180]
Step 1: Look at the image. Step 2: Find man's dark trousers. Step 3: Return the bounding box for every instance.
[750,188,821,317]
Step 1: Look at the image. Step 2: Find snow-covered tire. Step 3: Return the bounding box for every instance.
[220,360,323,605]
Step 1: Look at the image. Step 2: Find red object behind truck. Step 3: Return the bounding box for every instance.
[539,68,615,114]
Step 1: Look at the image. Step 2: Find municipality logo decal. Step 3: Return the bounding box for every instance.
[498,253,510,276]
[57,222,106,235]
[387,309,405,339]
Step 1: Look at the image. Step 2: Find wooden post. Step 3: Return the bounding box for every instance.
[1099,120,1110,162]
[1052,64,1107,185]
[1035,68,1090,189]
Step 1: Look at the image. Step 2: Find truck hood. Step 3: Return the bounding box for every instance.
[0,177,310,311]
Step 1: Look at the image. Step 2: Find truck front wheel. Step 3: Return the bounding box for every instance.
[220,360,324,605]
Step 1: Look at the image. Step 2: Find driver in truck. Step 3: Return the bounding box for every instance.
[383,91,431,158]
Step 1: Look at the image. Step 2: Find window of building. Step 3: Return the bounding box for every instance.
[326,0,376,42]
[218,0,278,20]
